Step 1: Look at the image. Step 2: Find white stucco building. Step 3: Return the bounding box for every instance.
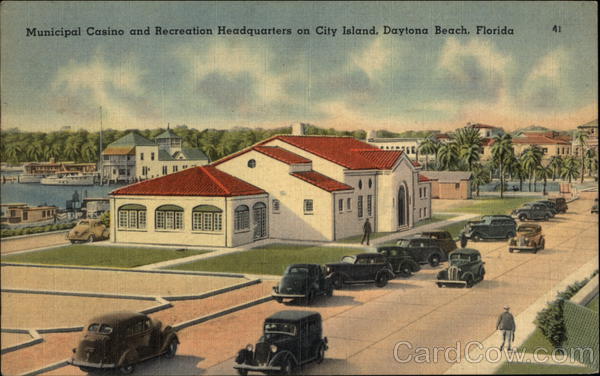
[110,132,431,247]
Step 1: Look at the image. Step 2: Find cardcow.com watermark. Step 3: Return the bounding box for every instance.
[393,341,595,364]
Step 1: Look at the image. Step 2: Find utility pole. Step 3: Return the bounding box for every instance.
[99,106,103,185]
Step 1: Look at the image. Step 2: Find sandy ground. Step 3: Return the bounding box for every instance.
[0,232,70,254]
[1,292,158,329]
[0,332,33,349]
[431,199,472,212]
[1,266,246,297]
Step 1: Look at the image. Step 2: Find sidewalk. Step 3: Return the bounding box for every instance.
[444,259,598,374]
[133,213,479,271]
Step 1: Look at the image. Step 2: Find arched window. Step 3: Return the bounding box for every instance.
[155,205,183,230]
[358,180,363,190]
[192,205,223,232]
[247,159,256,168]
[118,204,146,230]
[234,205,250,231]
[368,178,373,189]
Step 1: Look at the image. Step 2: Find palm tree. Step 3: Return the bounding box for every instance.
[418,137,439,170]
[459,143,481,171]
[4,143,22,163]
[561,156,580,183]
[573,130,589,183]
[471,163,490,197]
[535,165,552,196]
[436,141,459,171]
[454,127,483,150]
[25,141,43,162]
[81,141,98,162]
[584,149,597,178]
[521,146,543,192]
[63,138,81,162]
[490,134,514,198]
[548,155,563,181]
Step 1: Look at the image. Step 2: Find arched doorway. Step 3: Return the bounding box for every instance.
[252,202,267,240]
[397,185,408,227]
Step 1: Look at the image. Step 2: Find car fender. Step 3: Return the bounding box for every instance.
[329,271,351,281]
[269,350,298,367]
[117,348,139,367]
[159,332,179,353]
[376,268,395,280]
[462,272,474,282]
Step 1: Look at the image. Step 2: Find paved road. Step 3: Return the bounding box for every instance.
[0,231,69,254]
[42,198,598,375]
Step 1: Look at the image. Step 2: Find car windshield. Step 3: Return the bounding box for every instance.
[518,226,537,234]
[522,204,533,209]
[88,323,113,334]
[450,253,475,262]
[396,239,411,247]
[286,266,309,274]
[341,256,356,264]
[264,322,297,336]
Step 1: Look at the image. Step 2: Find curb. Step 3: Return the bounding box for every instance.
[173,295,273,331]
[1,329,43,355]
[571,275,599,306]
[19,359,70,376]
[164,279,261,301]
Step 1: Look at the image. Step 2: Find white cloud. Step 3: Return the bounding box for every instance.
[351,38,395,80]
[520,48,572,109]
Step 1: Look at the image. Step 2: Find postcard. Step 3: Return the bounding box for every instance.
[1,1,598,375]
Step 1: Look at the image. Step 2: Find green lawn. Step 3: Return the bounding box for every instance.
[169,243,364,275]
[496,362,595,374]
[518,327,556,354]
[1,245,209,268]
[337,231,395,244]
[439,196,542,215]
[585,296,598,312]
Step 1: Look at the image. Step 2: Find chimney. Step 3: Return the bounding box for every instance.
[291,122,305,136]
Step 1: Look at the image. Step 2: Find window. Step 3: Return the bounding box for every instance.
[151,152,155,161]
[140,153,144,161]
[23,211,29,220]
[173,166,178,173]
[412,146,416,154]
[424,187,427,197]
[419,208,423,218]
[247,159,256,168]
[163,166,167,175]
[234,205,250,231]
[118,204,147,230]
[367,195,372,217]
[155,205,183,230]
[455,183,460,189]
[272,199,280,214]
[338,199,343,213]
[424,207,427,217]
[358,196,363,218]
[346,198,351,211]
[304,199,314,214]
[368,179,372,189]
[103,155,109,161]
[419,188,422,198]
[358,180,362,190]
[192,205,223,232]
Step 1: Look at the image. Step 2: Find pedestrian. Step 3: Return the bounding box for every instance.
[460,231,468,248]
[496,305,516,351]
[361,218,372,245]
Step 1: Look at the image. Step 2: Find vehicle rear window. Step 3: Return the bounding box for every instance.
[287,267,309,274]
[88,323,100,332]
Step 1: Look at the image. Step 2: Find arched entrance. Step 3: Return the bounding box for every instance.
[252,202,267,240]
[397,185,409,227]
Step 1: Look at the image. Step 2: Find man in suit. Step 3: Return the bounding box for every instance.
[361,218,372,245]
[497,305,516,351]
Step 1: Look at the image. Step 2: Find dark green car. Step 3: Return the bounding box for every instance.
[436,248,485,288]
[462,215,517,241]
[375,246,421,277]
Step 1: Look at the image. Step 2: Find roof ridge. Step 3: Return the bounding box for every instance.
[211,135,279,166]
[199,166,231,195]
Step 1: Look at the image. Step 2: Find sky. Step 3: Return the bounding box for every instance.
[1,1,597,133]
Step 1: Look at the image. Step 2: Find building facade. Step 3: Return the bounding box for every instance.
[420,171,473,200]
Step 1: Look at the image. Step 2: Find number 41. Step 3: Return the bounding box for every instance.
[552,25,562,33]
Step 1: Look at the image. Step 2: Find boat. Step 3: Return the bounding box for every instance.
[40,172,96,186]
[18,173,47,183]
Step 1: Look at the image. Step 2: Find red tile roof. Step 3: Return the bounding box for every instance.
[111,166,266,197]
[353,149,404,169]
[253,146,312,165]
[418,174,430,182]
[291,171,353,192]
[512,135,571,145]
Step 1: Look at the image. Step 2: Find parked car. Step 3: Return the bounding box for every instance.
[436,248,485,288]
[511,203,554,221]
[325,253,395,289]
[533,201,557,216]
[393,237,448,266]
[67,218,109,243]
[234,310,328,375]
[272,264,333,304]
[68,311,179,374]
[592,198,599,214]
[375,246,421,277]
[461,215,517,241]
[508,224,545,253]
[411,230,457,254]
[548,197,568,213]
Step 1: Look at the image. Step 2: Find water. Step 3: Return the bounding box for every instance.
[479,180,560,193]
[1,173,125,209]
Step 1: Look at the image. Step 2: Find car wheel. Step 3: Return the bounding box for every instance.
[236,369,248,376]
[281,358,293,375]
[164,339,178,359]
[518,214,527,222]
[119,364,135,375]
[332,274,344,289]
[429,255,440,267]
[70,240,77,244]
[375,273,389,288]
[464,274,474,288]
[398,264,412,277]
[506,232,515,239]
[275,297,283,303]
[87,235,95,243]
[316,342,326,364]
[544,214,550,221]
[509,248,514,253]
[540,238,545,250]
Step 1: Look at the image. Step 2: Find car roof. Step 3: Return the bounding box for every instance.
[482,214,513,219]
[87,311,146,326]
[518,224,541,230]
[287,263,319,269]
[266,310,321,323]
[449,248,481,256]
[355,253,384,258]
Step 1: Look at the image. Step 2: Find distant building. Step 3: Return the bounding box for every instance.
[574,119,598,155]
[484,131,573,162]
[0,203,58,228]
[101,130,210,183]
[420,171,473,200]
[82,198,110,218]
[465,123,505,138]
[365,136,423,160]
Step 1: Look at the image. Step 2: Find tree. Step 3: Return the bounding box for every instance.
[573,130,589,183]
[520,146,544,192]
[418,137,439,170]
[471,163,490,197]
[436,142,460,171]
[548,156,563,181]
[584,148,597,178]
[454,127,483,150]
[81,141,98,162]
[459,143,481,172]
[535,165,552,196]
[490,134,514,198]
[561,156,580,183]
[4,142,22,163]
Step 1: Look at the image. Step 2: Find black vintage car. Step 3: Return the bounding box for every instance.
[234,310,328,375]
[548,197,568,213]
[272,264,333,304]
[511,203,554,221]
[462,215,517,241]
[411,230,457,254]
[325,253,395,289]
[436,248,485,288]
[375,246,421,277]
[533,201,557,216]
[68,311,179,374]
[394,237,448,266]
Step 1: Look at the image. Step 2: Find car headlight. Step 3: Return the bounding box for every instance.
[326,266,331,273]
[246,344,253,352]
[270,345,278,353]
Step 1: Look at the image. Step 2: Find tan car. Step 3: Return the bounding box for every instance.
[508,224,545,253]
[67,219,109,243]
